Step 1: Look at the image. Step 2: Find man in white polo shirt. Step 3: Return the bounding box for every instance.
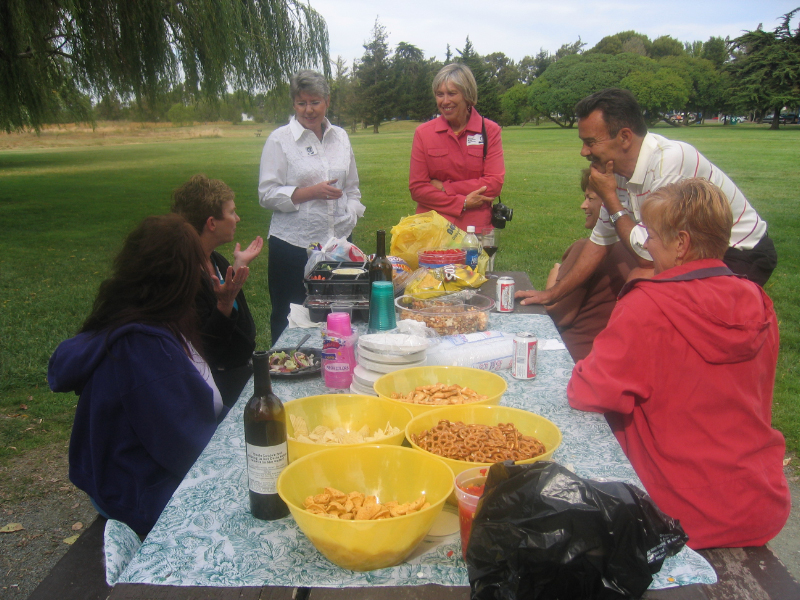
[517,88,777,307]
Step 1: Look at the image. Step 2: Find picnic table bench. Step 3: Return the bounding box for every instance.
[28,272,800,600]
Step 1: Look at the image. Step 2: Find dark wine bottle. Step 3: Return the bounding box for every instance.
[368,230,393,285]
[244,351,289,520]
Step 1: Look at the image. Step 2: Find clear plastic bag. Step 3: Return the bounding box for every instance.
[304,237,367,277]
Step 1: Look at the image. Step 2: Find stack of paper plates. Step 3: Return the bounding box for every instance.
[355,333,430,390]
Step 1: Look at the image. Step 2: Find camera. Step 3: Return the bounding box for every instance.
[491,199,513,229]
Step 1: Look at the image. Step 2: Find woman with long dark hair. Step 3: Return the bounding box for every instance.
[48,214,223,536]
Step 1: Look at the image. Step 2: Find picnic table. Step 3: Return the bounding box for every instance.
[29,273,800,600]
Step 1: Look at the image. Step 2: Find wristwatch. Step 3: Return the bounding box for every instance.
[609,209,627,224]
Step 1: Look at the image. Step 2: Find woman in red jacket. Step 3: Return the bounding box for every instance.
[567,178,789,549]
[409,63,504,230]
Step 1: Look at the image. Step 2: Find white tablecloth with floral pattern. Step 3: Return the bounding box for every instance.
[111,313,716,589]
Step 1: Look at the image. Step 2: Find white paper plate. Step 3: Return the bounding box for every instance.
[353,365,382,387]
[358,332,430,354]
[357,345,426,364]
[358,356,426,374]
[350,377,377,396]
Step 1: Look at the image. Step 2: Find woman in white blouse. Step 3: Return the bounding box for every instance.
[258,70,365,343]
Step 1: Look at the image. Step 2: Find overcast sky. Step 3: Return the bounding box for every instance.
[306,1,799,66]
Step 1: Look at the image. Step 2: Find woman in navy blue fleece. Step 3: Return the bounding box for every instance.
[48,214,224,536]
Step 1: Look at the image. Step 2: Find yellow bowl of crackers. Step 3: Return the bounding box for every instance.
[405,404,562,503]
[277,444,454,571]
[284,394,413,463]
[373,365,507,417]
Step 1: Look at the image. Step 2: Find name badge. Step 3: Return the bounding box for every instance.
[466,134,484,146]
[304,145,318,156]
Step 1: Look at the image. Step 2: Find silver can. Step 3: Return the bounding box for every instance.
[497,276,515,312]
[512,332,537,379]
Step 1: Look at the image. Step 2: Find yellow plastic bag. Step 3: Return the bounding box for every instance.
[390,211,465,269]
[404,265,487,299]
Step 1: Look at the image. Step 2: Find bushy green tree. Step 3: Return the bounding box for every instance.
[590,31,652,56]
[728,9,800,129]
[355,19,393,132]
[621,68,690,123]
[457,37,501,122]
[0,0,329,132]
[529,53,655,127]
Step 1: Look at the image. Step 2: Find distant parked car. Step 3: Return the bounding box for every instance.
[764,113,798,124]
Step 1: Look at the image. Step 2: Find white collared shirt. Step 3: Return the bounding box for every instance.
[258,116,365,248]
[590,132,767,260]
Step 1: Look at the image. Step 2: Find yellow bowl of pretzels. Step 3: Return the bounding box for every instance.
[373,366,506,417]
[405,404,562,503]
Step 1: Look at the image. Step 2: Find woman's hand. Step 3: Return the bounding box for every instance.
[291,180,344,204]
[430,178,445,191]
[464,186,493,210]
[232,236,263,271]
[211,266,249,317]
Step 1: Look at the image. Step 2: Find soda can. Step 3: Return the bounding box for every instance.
[512,332,537,380]
[497,276,515,312]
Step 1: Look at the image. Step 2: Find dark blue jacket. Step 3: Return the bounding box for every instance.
[48,323,220,536]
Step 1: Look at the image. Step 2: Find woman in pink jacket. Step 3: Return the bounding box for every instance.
[568,178,789,549]
[409,63,504,230]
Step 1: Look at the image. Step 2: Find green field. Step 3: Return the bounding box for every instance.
[1,121,798,460]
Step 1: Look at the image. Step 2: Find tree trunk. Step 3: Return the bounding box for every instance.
[373,121,379,133]
[770,105,781,130]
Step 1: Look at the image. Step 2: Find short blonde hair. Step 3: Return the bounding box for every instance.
[171,174,235,235]
[641,179,732,261]
[432,63,478,107]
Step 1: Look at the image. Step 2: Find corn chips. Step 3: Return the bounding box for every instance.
[288,415,401,445]
[303,487,430,520]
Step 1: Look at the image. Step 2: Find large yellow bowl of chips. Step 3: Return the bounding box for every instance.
[277,444,454,571]
[373,366,507,417]
[284,394,413,463]
[405,404,562,503]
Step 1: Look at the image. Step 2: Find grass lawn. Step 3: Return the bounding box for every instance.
[1,119,798,461]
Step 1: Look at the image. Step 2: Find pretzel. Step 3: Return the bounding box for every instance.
[412,420,546,463]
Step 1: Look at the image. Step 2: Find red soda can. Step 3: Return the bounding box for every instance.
[512,332,537,379]
[497,276,515,312]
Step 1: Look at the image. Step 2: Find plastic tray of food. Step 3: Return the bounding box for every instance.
[304,261,370,296]
[304,295,370,323]
[395,293,495,335]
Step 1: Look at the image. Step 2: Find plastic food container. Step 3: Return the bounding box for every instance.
[277,445,454,571]
[405,404,562,503]
[395,293,495,335]
[284,394,413,462]
[373,365,506,417]
[304,261,370,296]
[417,248,467,268]
[304,296,370,323]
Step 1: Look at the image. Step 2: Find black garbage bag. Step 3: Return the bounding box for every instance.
[467,461,688,600]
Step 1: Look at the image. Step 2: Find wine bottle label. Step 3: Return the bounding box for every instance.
[246,442,287,495]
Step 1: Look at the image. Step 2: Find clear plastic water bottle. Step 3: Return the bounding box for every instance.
[461,226,480,269]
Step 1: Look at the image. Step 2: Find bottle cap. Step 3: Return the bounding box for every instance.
[326,311,352,336]
[466,226,475,233]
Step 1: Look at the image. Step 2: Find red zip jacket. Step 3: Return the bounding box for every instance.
[568,259,789,549]
[409,109,504,230]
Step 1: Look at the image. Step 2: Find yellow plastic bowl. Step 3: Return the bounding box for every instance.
[373,366,507,417]
[284,394,413,463]
[405,404,562,502]
[277,444,454,571]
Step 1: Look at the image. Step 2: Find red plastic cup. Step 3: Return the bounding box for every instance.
[454,466,488,560]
